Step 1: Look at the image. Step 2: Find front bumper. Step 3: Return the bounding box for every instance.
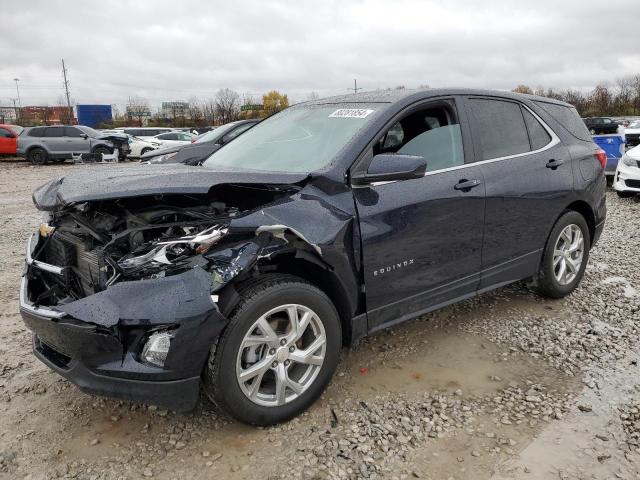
[613,159,640,193]
[20,235,228,411]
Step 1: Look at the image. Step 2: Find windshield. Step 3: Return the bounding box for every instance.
[195,123,236,144]
[202,105,380,172]
[628,121,640,129]
[8,125,24,135]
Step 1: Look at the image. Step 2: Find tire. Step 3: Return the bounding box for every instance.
[92,146,111,157]
[530,211,590,299]
[617,191,635,198]
[606,176,614,187]
[27,148,48,165]
[203,274,342,425]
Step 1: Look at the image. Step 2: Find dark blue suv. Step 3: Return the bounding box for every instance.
[20,89,606,425]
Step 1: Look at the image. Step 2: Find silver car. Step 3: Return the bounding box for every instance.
[17,125,130,165]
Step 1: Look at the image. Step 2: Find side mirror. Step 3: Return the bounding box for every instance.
[81,133,88,139]
[351,154,426,186]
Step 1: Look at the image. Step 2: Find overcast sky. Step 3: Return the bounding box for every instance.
[1,0,639,110]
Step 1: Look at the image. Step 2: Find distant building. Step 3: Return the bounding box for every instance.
[162,101,189,118]
[19,106,74,125]
[77,105,113,128]
[0,107,18,123]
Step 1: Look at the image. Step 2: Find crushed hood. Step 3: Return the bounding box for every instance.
[33,163,309,211]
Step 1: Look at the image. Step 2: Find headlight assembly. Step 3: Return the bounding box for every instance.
[117,225,228,273]
[622,154,637,167]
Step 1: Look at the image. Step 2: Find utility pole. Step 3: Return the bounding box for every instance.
[351,78,362,94]
[13,78,21,107]
[61,58,73,123]
[10,98,18,122]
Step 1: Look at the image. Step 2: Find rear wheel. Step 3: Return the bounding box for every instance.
[529,211,590,298]
[27,148,48,165]
[203,274,341,425]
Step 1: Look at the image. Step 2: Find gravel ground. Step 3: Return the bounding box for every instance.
[0,161,639,479]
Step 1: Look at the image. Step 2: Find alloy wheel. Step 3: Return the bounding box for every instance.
[236,304,326,407]
[552,224,584,285]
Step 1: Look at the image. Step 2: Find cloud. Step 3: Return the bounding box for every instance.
[0,0,638,110]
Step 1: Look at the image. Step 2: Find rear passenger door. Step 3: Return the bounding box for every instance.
[463,96,573,289]
[43,126,66,155]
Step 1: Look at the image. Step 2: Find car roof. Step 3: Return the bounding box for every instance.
[302,88,574,108]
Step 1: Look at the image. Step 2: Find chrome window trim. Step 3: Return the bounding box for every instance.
[362,103,560,186]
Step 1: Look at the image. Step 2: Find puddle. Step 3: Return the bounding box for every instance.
[492,351,640,479]
[344,330,560,398]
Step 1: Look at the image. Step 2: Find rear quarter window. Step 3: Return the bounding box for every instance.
[534,101,592,142]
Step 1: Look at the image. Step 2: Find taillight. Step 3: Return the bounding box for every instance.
[595,149,606,171]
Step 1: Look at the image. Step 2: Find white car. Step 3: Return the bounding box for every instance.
[127,135,162,158]
[624,120,640,149]
[614,144,640,197]
[152,131,195,148]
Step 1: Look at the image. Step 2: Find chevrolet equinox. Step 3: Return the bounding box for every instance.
[20,89,606,425]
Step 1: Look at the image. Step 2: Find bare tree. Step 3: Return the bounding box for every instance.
[215,88,241,124]
[202,98,216,125]
[306,91,320,101]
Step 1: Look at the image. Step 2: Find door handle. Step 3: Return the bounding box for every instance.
[545,158,564,170]
[454,179,482,191]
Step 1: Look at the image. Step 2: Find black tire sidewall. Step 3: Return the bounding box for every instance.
[210,281,341,425]
[93,146,110,156]
[28,148,47,165]
[538,211,590,297]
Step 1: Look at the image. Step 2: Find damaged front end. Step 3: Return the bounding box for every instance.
[20,181,327,411]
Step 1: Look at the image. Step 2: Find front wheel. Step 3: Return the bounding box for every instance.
[529,211,590,298]
[203,274,341,425]
[92,146,111,157]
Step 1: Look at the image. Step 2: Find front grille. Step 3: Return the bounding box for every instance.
[41,232,105,296]
[625,179,640,189]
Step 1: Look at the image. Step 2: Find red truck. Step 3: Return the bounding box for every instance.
[0,124,22,155]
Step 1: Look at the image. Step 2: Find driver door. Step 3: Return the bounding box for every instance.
[352,98,486,331]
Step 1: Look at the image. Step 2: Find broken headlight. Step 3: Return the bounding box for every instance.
[117,225,227,274]
[141,331,173,367]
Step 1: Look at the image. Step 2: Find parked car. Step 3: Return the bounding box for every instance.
[613,144,640,197]
[119,127,176,139]
[17,125,130,164]
[583,117,619,135]
[151,131,196,148]
[624,120,640,148]
[0,124,23,155]
[125,134,162,158]
[19,89,606,425]
[141,119,258,165]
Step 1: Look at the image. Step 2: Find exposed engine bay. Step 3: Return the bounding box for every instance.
[29,184,298,307]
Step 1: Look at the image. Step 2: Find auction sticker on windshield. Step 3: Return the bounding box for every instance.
[329,109,375,118]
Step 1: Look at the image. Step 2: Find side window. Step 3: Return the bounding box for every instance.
[0,128,13,138]
[522,109,551,150]
[469,99,530,160]
[29,127,45,137]
[222,124,252,143]
[373,104,464,172]
[178,133,191,141]
[65,127,84,137]
[157,133,173,140]
[45,127,65,138]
